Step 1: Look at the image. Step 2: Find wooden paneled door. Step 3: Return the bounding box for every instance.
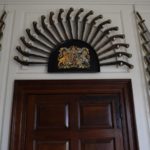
[9,80,139,150]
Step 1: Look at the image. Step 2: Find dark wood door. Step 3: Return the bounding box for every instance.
[9,80,139,150]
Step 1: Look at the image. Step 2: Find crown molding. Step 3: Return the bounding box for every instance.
[0,1,150,5]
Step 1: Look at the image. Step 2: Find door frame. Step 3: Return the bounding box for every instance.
[9,79,139,150]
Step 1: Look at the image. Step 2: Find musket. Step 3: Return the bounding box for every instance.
[100,60,134,69]
[96,34,125,50]
[16,46,48,59]
[97,43,129,56]
[74,8,84,39]
[147,65,150,72]
[143,42,150,54]
[141,31,150,42]
[136,12,150,40]
[144,55,150,65]
[0,32,3,39]
[92,26,118,47]
[138,21,148,32]
[14,56,47,66]
[26,29,54,50]
[0,11,6,30]
[79,10,94,40]
[88,19,111,44]
[136,11,143,21]
[84,14,103,42]
[0,21,5,31]
[66,7,74,39]
[136,12,148,31]
[99,51,132,61]
[41,15,60,44]
[0,11,7,22]
[58,9,68,40]
[146,66,150,86]
[20,36,51,55]
[49,12,64,42]
[33,21,56,47]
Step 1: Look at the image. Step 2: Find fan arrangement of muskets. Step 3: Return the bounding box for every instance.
[0,10,7,51]
[136,12,150,86]
[14,8,133,72]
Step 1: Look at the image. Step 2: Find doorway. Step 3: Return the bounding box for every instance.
[9,80,138,150]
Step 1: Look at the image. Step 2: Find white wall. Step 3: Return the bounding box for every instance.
[135,4,150,128]
[0,2,150,150]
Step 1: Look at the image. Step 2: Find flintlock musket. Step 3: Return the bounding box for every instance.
[99,51,132,61]
[97,43,129,56]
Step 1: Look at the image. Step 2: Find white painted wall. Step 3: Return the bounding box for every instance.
[0,2,150,150]
[135,4,150,128]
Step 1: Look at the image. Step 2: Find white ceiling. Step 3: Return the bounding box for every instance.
[0,0,150,5]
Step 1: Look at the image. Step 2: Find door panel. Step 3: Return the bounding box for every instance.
[34,141,69,150]
[81,139,115,150]
[9,80,139,150]
[78,95,119,129]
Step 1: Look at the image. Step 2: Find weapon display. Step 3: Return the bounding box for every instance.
[33,21,56,47]
[92,26,119,47]
[143,41,150,53]
[147,66,150,77]
[66,7,74,39]
[100,60,133,69]
[144,55,150,65]
[20,36,51,55]
[41,15,60,44]
[74,8,84,39]
[88,19,111,44]
[16,46,48,59]
[58,9,68,40]
[83,14,102,41]
[135,11,150,87]
[14,56,47,66]
[49,12,64,42]
[97,43,129,56]
[79,10,94,40]
[136,12,150,38]
[14,8,133,72]
[99,51,132,61]
[26,28,54,50]
[0,11,6,30]
[96,34,125,50]
[0,10,7,51]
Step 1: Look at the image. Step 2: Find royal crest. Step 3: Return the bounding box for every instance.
[58,46,90,69]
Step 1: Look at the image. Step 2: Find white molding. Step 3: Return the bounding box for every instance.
[0,8,15,146]
[0,1,150,5]
[134,4,150,134]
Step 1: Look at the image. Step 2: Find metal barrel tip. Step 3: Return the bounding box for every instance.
[80,8,84,11]
[128,53,132,58]
[59,9,64,13]
[41,15,46,19]
[33,21,37,25]
[70,7,74,11]
[20,36,25,40]
[50,12,54,16]
[90,10,94,14]
[130,64,134,69]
